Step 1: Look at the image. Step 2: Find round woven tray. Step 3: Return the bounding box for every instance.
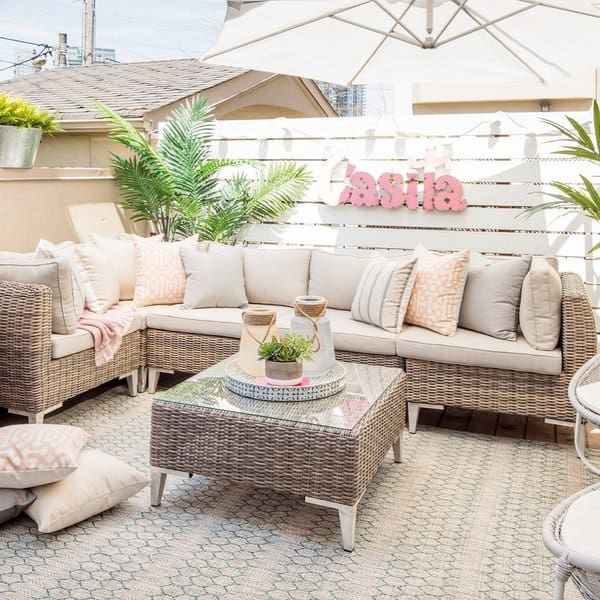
[224,361,346,402]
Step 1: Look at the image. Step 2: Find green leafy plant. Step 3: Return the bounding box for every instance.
[0,94,59,132]
[96,97,312,242]
[524,100,600,254]
[257,334,314,363]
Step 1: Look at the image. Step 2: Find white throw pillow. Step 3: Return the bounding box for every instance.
[520,256,562,351]
[351,255,418,332]
[35,239,85,318]
[180,245,248,308]
[26,449,149,533]
[242,248,311,307]
[0,425,89,489]
[90,233,161,301]
[73,243,120,314]
[309,250,370,310]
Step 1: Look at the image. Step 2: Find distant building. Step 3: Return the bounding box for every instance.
[58,47,117,67]
[317,82,366,117]
[13,48,38,78]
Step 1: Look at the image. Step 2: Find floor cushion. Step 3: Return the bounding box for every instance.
[0,489,36,524]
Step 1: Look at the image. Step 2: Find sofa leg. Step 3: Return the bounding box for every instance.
[408,402,444,434]
[9,402,64,425]
[408,403,420,434]
[138,366,148,393]
[119,370,138,397]
[147,368,174,394]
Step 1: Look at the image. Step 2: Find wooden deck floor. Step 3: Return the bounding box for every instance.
[0,378,579,446]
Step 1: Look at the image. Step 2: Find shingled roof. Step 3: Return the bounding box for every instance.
[0,59,249,121]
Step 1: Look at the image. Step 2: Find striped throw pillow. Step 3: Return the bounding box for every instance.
[350,255,418,332]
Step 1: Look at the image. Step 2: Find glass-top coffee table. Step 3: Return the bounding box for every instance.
[150,357,406,551]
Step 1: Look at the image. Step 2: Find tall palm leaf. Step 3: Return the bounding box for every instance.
[524,100,600,253]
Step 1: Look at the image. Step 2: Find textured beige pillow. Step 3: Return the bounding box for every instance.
[35,240,85,319]
[90,233,161,301]
[0,425,89,489]
[72,243,120,314]
[180,245,247,308]
[243,248,311,306]
[309,250,370,310]
[26,449,150,533]
[132,237,199,307]
[405,245,470,336]
[0,256,80,334]
[351,255,417,332]
[520,257,562,351]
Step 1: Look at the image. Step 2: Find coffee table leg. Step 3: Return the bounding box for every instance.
[305,497,358,552]
[151,469,167,507]
[392,435,402,463]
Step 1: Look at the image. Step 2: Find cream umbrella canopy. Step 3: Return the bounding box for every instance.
[204,0,600,85]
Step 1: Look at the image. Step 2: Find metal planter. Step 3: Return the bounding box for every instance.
[0,125,42,168]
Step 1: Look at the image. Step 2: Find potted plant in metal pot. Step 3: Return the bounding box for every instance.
[0,94,59,168]
[258,333,313,386]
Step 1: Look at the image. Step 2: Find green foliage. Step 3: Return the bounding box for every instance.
[96,97,312,242]
[524,100,600,254]
[257,334,314,363]
[0,94,59,132]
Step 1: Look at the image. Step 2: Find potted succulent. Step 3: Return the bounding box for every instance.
[257,333,313,386]
[0,94,59,168]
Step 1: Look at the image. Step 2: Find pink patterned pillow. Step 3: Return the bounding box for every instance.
[133,237,200,307]
[405,245,470,336]
[0,425,89,489]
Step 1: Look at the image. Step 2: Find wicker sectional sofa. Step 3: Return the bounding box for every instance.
[0,247,596,429]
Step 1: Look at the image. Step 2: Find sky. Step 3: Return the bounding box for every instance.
[0,0,227,80]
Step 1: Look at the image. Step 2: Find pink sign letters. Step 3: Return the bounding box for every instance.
[338,162,467,212]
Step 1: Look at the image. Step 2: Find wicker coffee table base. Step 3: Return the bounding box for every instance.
[151,436,402,552]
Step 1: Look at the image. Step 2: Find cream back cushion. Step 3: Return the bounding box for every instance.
[90,233,161,301]
[520,256,562,351]
[351,255,417,332]
[0,256,80,334]
[309,250,370,310]
[73,243,120,314]
[242,248,311,306]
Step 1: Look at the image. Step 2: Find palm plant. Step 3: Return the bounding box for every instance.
[525,100,600,253]
[97,97,311,242]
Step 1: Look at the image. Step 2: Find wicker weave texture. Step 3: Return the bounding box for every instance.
[151,371,405,506]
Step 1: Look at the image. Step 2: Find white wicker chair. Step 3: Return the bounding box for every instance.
[569,354,600,476]
[543,482,600,600]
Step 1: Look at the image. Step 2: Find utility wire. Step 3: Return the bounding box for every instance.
[0,47,52,73]
[0,34,52,47]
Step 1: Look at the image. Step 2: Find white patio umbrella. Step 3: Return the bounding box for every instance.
[203,0,600,85]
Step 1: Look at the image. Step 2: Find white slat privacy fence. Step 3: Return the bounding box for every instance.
[212,112,600,328]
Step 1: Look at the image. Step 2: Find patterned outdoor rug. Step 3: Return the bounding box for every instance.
[0,384,595,600]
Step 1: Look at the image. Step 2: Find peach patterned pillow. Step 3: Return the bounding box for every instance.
[132,237,200,307]
[405,245,470,336]
[0,424,89,489]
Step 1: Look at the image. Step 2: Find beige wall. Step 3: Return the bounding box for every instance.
[0,168,140,252]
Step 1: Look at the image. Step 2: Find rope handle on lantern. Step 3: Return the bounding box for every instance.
[242,312,277,346]
[294,300,327,353]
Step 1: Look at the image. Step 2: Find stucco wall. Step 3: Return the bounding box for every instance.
[0,168,141,252]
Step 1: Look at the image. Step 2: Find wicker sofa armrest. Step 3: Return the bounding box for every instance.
[561,272,597,377]
[0,281,52,408]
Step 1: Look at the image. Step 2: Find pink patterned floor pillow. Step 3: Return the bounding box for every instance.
[0,425,89,489]
[405,245,470,336]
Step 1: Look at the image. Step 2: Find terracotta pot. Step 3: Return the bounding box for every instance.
[265,360,303,386]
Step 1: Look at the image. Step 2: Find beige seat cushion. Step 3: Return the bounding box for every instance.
[144,304,293,339]
[51,302,144,359]
[397,325,562,375]
[243,248,311,306]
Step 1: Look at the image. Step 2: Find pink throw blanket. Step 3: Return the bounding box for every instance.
[78,308,135,367]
